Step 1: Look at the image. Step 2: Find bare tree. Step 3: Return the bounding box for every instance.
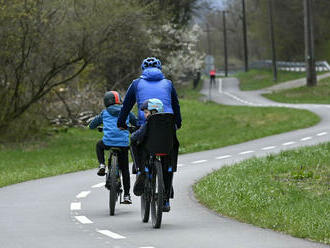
[0,0,148,129]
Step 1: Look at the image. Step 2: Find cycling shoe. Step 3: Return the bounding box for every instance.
[162,200,170,212]
[122,194,132,204]
[97,164,106,176]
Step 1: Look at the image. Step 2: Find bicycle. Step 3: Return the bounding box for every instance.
[134,113,175,228]
[98,127,127,216]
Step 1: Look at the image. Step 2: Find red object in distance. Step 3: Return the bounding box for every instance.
[155,153,168,156]
[209,69,216,76]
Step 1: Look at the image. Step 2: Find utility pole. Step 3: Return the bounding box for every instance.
[222,11,228,77]
[206,22,211,55]
[242,0,248,72]
[206,22,212,101]
[304,0,317,86]
[268,0,277,81]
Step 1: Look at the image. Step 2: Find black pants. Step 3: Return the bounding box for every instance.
[161,156,174,200]
[210,75,215,88]
[130,142,144,172]
[131,143,173,199]
[96,140,130,195]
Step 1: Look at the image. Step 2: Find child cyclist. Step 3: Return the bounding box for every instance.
[89,91,138,204]
[130,98,173,212]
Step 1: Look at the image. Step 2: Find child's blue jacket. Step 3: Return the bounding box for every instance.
[89,104,137,147]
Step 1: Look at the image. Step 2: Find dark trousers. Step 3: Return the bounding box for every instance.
[131,143,174,199]
[130,142,143,172]
[96,140,130,195]
[161,156,174,200]
[210,75,216,88]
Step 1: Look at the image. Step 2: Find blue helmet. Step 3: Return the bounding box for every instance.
[140,98,164,113]
[141,57,162,71]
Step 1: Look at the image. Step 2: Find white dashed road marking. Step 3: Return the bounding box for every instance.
[177,164,184,167]
[192,160,207,164]
[218,78,223,93]
[97,230,126,239]
[70,202,81,211]
[282,141,296,146]
[301,137,312,141]
[91,182,105,188]
[317,132,327,136]
[215,155,232,160]
[75,216,93,224]
[76,191,91,199]
[239,151,254,155]
[261,146,276,150]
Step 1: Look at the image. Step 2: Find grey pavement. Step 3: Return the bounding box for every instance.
[1,77,329,248]
[263,72,330,92]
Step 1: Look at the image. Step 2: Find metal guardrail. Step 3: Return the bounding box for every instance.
[250,60,330,72]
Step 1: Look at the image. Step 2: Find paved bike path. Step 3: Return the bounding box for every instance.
[1,78,329,248]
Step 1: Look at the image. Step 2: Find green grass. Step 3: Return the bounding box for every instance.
[0,86,320,188]
[0,128,102,187]
[194,143,330,244]
[263,76,330,104]
[177,100,319,153]
[237,69,306,91]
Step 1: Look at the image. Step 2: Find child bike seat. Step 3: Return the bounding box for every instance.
[144,113,175,155]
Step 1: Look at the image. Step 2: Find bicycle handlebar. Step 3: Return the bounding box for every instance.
[96,126,138,134]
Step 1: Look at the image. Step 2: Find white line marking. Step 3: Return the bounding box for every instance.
[301,136,312,141]
[239,151,254,155]
[76,191,91,199]
[317,132,327,136]
[91,182,105,188]
[70,202,81,211]
[215,155,232,160]
[191,160,207,164]
[262,146,276,150]
[177,164,184,167]
[218,78,223,93]
[282,141,296,146]
[97,230,126,239]
[75,216,93,224]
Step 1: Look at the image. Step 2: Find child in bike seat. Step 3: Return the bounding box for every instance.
[89,91,138,204]
[130,98,174,212]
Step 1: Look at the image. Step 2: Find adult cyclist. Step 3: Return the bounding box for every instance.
[117,57,182,211]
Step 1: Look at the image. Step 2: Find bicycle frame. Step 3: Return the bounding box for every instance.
[106,148,124,216]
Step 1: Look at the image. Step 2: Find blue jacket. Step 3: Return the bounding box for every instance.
[89,104,137,147]
[117,68,182,128]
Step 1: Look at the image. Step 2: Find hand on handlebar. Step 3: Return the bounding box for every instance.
[128,126,139,134]
[117,123,128,130]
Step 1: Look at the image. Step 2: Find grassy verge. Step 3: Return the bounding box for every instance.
[177,100,319,153]
[236,69,306,91]
[0,86,320,188]
[194,143,330,244]
[263,76,330,104]
[0,128,102,188]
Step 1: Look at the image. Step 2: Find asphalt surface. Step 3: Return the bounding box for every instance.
[1,77,329,248]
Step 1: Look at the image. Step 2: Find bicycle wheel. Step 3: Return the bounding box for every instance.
[151,160,164,228]
[141,178,150,223]
[109,154,118,216]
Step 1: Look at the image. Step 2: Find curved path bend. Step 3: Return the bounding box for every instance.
[1,78,329,248]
